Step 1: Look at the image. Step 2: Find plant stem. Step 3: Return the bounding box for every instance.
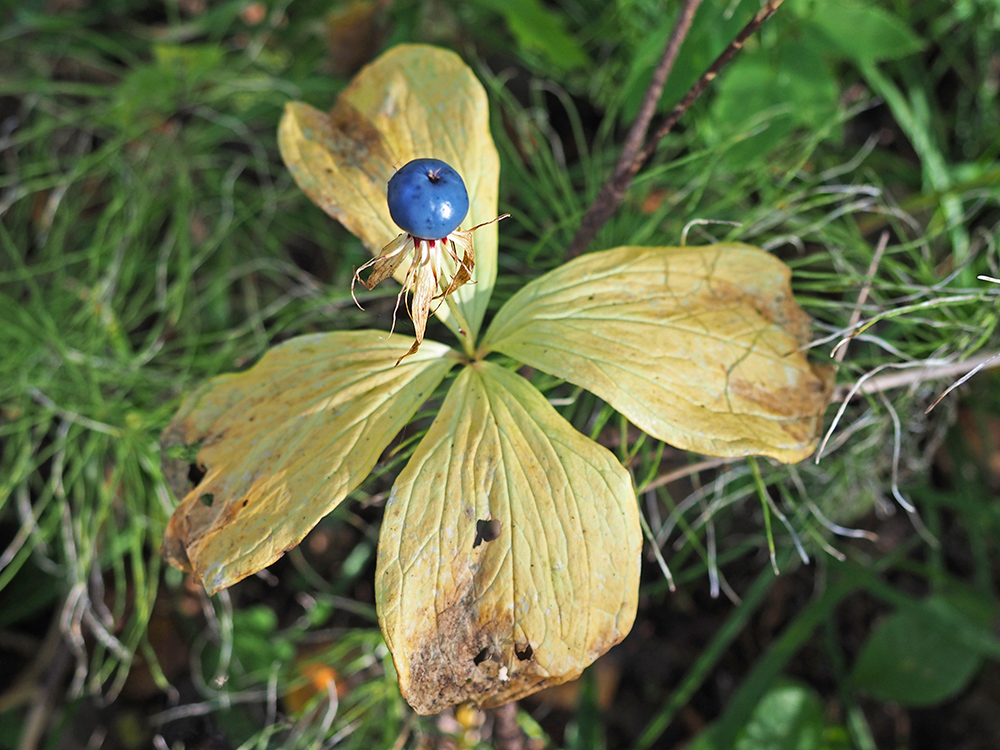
[567,0,785,259]
[567,0,703,259]
[829,349,1000,402]
[638,0,785,166]
[491,701,524,750]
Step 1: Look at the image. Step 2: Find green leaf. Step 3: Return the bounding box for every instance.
[851,595,987,706]
[713,40,840,130]
[735,681,826,750]
[376,361,641,714]
[231,606,295,676]
[481,244,833,463]
[689,681,841,750]
[922,589,1000,659]
[470,0,589,71]
[793,0,925,64]
[710,38,840,165]
[161,331,455,594]
[278,45,501,340]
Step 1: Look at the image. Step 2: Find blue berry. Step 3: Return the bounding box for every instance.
[387,158,469,240]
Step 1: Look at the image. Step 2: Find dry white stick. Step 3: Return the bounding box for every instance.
[831,350,1000,402]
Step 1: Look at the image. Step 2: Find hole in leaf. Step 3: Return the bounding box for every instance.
[199,493,214,507]
[473,647,490,666]
[188,462,206,486]
[473,518,502,548]
[515,643,533,661]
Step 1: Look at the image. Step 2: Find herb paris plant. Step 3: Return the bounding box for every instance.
[352,157,507,365]
[161,45,832,714]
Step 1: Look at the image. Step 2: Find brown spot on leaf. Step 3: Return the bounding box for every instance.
[728,362,834,442]
[710,275,812,347]
[400,585,551,714]
[325,100,395,173]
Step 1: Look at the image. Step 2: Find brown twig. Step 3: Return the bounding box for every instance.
[567,0,702,259]
[638,0,784,165]
[643,455,741,493]
[831,350,1000,403]
[833,231,888,364]
[567,0,785,259]
[816,350,1000,464]
[17,636,72,750]
[491,700,525,750]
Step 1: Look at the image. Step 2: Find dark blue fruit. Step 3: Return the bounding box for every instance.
[387,158,469,240]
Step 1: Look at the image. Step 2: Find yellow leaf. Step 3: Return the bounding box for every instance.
[376,361,640,714]
[277,44,500,340]
[161,331,455,594]
[480,244,833,463]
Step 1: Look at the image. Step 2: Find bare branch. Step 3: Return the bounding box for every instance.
[492,700,525,750]
[567,0,703,258]
[567,0,785,258]
[638,0,785,164]
[831,350,1000,402]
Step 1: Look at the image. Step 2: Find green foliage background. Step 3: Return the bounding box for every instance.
[2,0,999,748]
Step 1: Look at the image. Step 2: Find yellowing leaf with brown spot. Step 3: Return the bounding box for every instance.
[376,361,640,714]
[480,244,833,463]
[277,44,500,340]
[161,332,455,594]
